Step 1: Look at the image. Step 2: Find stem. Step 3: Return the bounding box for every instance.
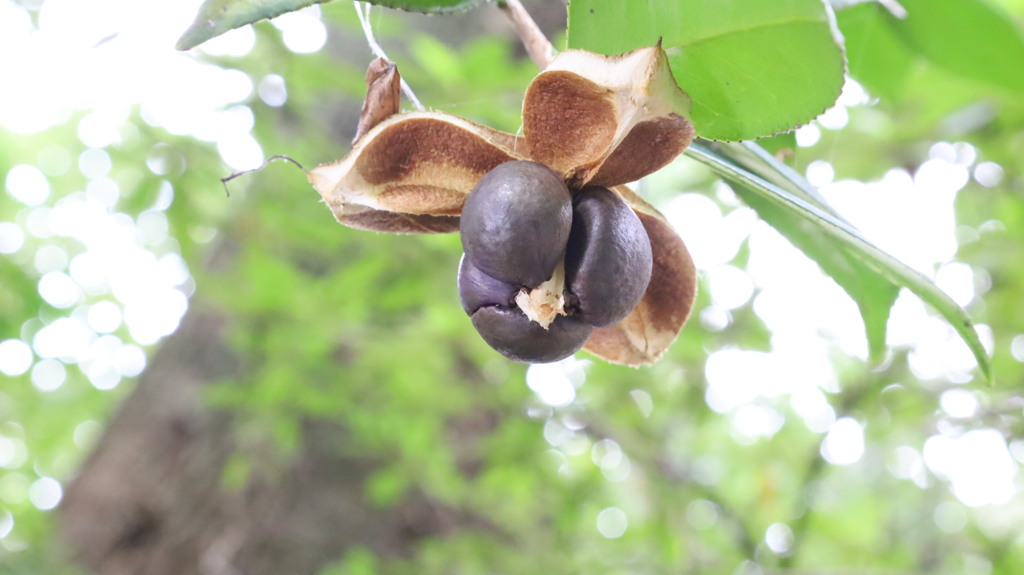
[497,0,555,69]
[353,2,425,111]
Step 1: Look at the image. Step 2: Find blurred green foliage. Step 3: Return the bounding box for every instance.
[3,1,1024,574]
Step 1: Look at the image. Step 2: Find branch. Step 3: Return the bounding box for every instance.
[496,0,555,69]
[778,383,873,569]
[220,155,307,196]
[582,417,759,558]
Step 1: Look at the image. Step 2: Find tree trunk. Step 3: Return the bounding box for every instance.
[58,306,463,575]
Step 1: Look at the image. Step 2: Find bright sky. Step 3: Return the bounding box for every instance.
[0,0,1018,551]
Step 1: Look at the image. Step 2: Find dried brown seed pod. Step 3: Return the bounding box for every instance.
[311,46,698,366]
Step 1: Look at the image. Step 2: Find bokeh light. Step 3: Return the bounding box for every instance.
[258,74,289,107]
[596,507,628,539]
[0,222,25,254]
[31,359,67,392]
[5,164,50,206]
[271,6,328,54]
[923,429,1016,507]
[0,340,34,377]
[765,522,794,554]
[526,357,587,408]
[821,417,865,466]
[27,477,62,511]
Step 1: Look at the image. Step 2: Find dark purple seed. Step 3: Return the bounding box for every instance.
[460,161,572,287]
[469,306,593,364]
[565,186,653,327]
[457,254,520,315]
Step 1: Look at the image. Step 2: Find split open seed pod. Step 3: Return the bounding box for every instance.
[308,46,698,366]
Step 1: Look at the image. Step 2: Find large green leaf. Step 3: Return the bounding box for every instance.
[686,140,992,381]
[891,0,1024,95]
[836,2,915,101]
[177,0,484,51]
[567,0,846,141]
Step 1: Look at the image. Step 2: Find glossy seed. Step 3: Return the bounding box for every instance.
[469,306,593,364]
[457,254,520,315]
[460,161,572,287]
[565,186,653,327]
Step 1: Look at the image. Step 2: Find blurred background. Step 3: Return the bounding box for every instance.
[1,0,1023,573]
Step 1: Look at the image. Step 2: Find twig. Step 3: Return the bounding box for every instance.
[353,2,425,111]
[496,0,555,69]
[220,155,306,197]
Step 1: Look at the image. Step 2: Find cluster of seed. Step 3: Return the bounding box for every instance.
[458,161,653,363]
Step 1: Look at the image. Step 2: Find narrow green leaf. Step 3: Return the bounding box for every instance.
[721,140,842,219]
[177,0,330,51]
[891,0,1024,95]
[686,140,992,382]
[567,0,846,141]
[693,140,897,363]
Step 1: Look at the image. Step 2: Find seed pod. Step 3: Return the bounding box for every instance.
[459,161,572,287]
[565,186,653,328]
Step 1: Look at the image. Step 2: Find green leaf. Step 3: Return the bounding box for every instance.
[755,131,797,163]
[177,0,330,51]
[836,2,915,101]
[177,0,485,51]
[362,0,483,12]
[891,0,1024,95]
[686,139,992,382]
[567,0,846,141]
